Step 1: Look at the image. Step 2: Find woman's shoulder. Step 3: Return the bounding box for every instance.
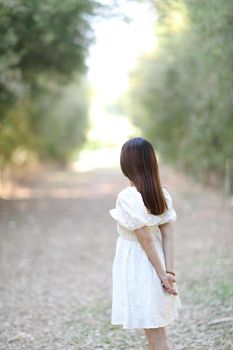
[115,187,146,213]
[116,186,174,214]
[110,187,149,230]
[161,185,169,193]
[117,186,142,202]
[118,185,172,199]
[161,186,174,203]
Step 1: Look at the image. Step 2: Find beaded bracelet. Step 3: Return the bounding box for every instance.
[166,270,176,276]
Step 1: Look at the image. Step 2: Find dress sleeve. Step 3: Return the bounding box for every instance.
[159,188,177,224]
[109,191,148,231]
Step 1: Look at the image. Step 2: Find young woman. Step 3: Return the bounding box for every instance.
[109,137,182,350]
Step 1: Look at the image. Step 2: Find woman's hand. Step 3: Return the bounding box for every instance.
[161,273,178,296]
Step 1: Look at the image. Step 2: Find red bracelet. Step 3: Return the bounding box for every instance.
[166,270,176,276]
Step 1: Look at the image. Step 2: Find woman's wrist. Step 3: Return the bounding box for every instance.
[159,271,168,281]
[166,270,176,276]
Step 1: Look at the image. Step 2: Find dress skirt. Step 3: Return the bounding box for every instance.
[111,233,182,329]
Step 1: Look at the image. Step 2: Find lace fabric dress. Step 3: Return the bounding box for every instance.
[109,186,182,329]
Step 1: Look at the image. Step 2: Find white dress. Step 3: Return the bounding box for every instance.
[109,186,182,329]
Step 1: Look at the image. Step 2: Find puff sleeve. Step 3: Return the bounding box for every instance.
[159,187,177,224]
[109,190,149,231]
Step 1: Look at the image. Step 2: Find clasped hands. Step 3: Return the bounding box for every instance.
[161,273,178,296]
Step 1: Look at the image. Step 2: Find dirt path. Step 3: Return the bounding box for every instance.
[0,164,232,350]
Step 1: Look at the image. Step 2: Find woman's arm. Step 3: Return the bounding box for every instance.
[134,227,177,295]
[159,222,175,273]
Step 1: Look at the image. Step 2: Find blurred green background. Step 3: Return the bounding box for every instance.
[0,0,232,193]
[0,2,233,349]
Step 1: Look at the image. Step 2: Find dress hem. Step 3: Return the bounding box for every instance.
[111,304,182,330]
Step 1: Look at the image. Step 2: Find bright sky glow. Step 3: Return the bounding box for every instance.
[87,2,157,101]
[74,2,157,171]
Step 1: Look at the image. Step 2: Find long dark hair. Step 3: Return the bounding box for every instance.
[120,137,168,215]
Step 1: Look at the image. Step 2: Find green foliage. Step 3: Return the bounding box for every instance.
[0,0,99,102]
[0,0,101,167]
[34,77,89,162]
[129,0,233,191]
